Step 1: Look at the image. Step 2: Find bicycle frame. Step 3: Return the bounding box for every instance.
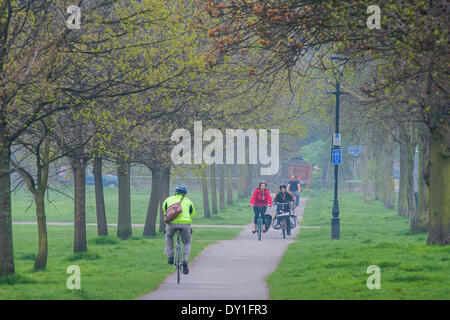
[254,205,266,241]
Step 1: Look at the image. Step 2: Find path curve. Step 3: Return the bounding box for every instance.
[139,198,307,300]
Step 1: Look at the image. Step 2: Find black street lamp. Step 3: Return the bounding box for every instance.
[327,53,349,240]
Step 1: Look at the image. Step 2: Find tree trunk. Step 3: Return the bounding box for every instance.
[247,165,256,196]
[383,134,395,210]
[159,167,170,233]
[0,141,14,277]
[360,143,372,202]
[219,164,225,209]
[415,128,430,232]
[398,138,409,216]
[201,166,211,218]
[93,158,108,236]
[117,160,132,240]
[34,195,48,270]
[397,124,417,221]
[238,165,245,198]
[226,164,233,204]
[210,164,218,215]
[143,167,162,236]
[71,158,87,253]
[33,137,50,271]
[321,159,330,190]
[373,144,383,201]
[426,129,450,245]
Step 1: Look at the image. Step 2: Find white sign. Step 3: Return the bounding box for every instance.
[348,146,362,156]
[332,134,341,147]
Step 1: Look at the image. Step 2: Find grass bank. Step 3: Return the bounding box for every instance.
[267,191,450,299]
[0,225,242,299]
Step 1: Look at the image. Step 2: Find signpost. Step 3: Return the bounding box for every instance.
[348,146,362,156]
[328,53,349,240]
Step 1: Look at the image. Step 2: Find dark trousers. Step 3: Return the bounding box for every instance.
[253,206,267,224]
[292,191,300,207]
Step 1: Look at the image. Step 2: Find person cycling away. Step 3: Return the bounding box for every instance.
[273,184,295,236]
[163,186,195,275]
[287,174,301,208]
[249,182,272,234]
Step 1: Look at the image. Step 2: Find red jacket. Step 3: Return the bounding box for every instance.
[250,188,272,207]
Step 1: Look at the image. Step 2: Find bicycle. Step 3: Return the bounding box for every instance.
[174,231,183,284]
[252,205,267,241]
[273,202,292,239]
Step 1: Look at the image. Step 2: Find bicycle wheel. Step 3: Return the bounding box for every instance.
[257,217,262,241]
[176,235,181,284]
[282,219,286,239]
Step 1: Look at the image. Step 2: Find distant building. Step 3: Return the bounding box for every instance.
[286,157,313,188]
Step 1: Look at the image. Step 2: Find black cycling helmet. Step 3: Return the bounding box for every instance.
[175,186,187,195]
[258,181,267,188]
[279,184,287,190]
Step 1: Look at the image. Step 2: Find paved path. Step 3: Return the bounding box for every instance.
[139,198,307,300]
[12,222,243,229]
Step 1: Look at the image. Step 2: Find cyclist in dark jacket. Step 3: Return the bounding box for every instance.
[273,185,294,235]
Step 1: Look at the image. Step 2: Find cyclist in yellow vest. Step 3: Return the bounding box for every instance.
[163,186,195,274]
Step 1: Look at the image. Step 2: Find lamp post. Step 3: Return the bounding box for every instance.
[328,53,349,240]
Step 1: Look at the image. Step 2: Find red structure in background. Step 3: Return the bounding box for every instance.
[287,158,313,188]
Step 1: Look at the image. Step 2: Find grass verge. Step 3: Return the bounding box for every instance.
[0,225,242,299]
[267,190,450,299]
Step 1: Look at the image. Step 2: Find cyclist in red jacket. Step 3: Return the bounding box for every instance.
[249,182,272,234]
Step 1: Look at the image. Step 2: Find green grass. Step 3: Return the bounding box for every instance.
[0,225,242,299]
[11,186,253,226]
[267,190,450,299]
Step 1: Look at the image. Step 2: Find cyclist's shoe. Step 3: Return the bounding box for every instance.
[263,229,267,233]
[252,230,256,234]
[182,260,189,274]
[168,256,174,265]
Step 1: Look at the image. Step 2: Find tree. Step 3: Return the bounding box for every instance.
[219,164,226,209]
[0,0,79,276]
[200,165,211,218]
[93,157,108,236]
[210,164,218,215]
[202,0,449,245]
[143,167,161,237]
